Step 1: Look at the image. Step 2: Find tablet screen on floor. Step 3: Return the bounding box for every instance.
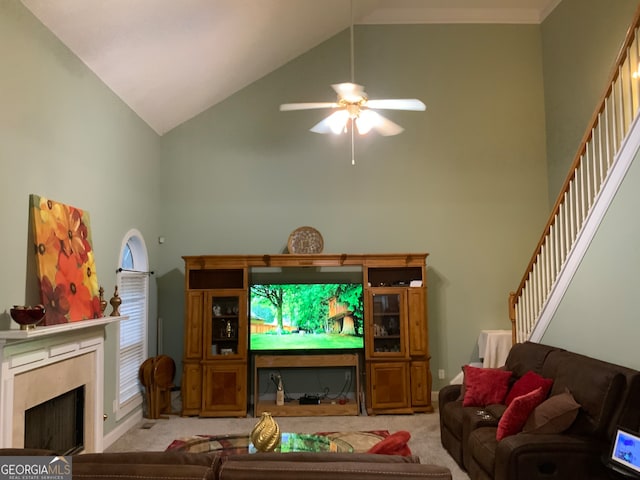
[610,426,640,476]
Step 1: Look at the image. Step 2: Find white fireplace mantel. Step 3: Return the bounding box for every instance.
[0,315,124,342]
[0,316,125,452]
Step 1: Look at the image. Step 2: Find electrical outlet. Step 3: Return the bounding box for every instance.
[269,372,275,381]
[345,371,351,381]
[438,369,445,380]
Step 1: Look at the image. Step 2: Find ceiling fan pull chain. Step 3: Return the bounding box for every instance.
[351,125,355,165]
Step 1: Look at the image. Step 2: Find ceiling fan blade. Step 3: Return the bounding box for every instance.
[332,83,366,102]
[370,112,405,136]
[310,117,334,134]
[280,102,336,111]
[366,99,426,111]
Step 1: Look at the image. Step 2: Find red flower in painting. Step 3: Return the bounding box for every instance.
[56,252,93,321]
[53,205,89,263]
[89,295,102,319]
[40,276,70,325]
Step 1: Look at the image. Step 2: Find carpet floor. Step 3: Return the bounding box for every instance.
[106,401,469,480]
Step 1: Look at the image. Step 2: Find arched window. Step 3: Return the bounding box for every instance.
[116,229,149,420]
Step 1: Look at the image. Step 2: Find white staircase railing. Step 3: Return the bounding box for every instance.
[509,7,640,344]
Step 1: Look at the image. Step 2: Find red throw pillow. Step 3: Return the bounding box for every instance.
[462,365,512,407]
[496,387,546,441]
[367,430,412,456]
[504,370,553,406]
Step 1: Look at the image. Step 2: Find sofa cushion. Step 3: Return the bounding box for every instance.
[504,370,553,406]
[543,350,625,438]
[462,365,512,407]
[522,388,580,434]
[504,342,560,378]
[496,387,546,441]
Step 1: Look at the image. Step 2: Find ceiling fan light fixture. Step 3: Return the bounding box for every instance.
[326,110,350,134]
[355,109,380,135]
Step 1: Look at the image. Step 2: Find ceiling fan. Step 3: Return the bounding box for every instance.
[280,82,426,137]
[279,0,426,164]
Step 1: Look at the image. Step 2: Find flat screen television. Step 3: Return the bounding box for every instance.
[249,283,364,352]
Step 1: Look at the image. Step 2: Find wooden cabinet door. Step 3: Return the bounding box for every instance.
[410,360,431,407]
[367,362,410,411]
[181,361,202,415]
[184,291,203,359]
[203,290,247,360]
[366,289,408,359]
[201,362,247,416]
[408,288,428,357]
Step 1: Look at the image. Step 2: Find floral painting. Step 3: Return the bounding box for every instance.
[30,194,101,325]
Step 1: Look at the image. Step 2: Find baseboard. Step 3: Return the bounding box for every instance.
[102,408,143,451]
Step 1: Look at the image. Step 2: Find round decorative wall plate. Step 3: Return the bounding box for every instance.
[288,226,324,254]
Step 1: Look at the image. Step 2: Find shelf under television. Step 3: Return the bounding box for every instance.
[254,398,358,417]
[253,353,361,417]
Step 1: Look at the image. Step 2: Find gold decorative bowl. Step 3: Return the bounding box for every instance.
[10,305,46,329]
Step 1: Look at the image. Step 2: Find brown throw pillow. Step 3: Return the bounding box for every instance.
[522,388,580,434]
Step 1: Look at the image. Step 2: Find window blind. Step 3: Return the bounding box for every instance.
[118,272,147,405]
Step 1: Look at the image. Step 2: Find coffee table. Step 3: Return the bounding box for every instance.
[249,432,353,453]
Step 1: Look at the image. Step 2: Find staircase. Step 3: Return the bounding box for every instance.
[509,7,640,344]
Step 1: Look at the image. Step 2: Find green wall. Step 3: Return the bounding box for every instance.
[159,24,549,389]
[542,0,639,204]
[0,1,161,435]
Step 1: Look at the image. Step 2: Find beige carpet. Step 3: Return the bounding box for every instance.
[106,400,469,480]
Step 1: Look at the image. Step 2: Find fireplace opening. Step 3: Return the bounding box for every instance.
[24,385,85,455]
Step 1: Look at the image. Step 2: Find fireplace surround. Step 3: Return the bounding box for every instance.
[0,316,122,452]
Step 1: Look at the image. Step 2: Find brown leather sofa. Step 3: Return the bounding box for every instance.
[439,341,640,480]
[0,449,452,480]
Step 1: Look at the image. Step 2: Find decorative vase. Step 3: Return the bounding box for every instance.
[109,286,122,316]
[99,286,108,314]
[250,412,281,452]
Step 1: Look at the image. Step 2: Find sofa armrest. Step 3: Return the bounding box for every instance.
[494,433,607,480]
[439,384,462,409]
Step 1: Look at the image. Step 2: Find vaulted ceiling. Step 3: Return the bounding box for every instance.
[21,0,560,135]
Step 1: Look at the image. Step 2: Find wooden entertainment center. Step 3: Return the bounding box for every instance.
[181,253,432,417]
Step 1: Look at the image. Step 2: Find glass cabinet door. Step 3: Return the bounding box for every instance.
[369,289,407,358]
[205,291,246,359]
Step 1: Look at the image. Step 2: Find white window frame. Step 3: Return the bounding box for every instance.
[115,229,149,421]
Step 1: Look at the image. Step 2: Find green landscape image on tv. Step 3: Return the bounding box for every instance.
[249,283,364,352]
